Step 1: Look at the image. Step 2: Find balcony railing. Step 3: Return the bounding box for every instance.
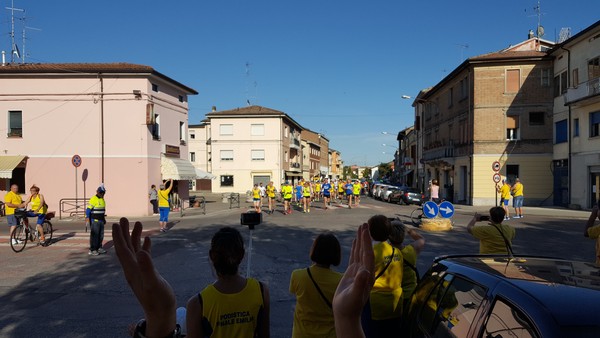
[422,145,454,161]
[565,77,600,105]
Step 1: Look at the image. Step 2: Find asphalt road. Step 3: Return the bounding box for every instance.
[0,196,594,337]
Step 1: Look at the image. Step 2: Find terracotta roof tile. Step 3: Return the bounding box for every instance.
[0,62,154,73]
[470,50,548,61]
[207,105,286,116]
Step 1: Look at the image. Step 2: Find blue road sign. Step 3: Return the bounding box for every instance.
[439,201,455,218]
[422,201,439,218]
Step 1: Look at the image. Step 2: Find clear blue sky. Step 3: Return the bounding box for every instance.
[3,0,598,166]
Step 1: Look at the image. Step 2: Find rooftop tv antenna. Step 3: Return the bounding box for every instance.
[5,0,24,63]
[526,0,545,39]
[455,43,469,61]
[245,62,258,106]
[558,27,572,43]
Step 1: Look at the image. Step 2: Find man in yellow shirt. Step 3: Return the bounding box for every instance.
[467,207,516,254]
[281,181,293,215]
[496,179,511,221]
[4,184,25,245]
[511,178,524,218]
[158,178,173,232]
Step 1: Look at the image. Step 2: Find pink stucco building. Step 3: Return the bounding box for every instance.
[0,63,197,217]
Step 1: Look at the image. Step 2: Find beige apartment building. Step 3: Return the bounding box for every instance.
[301,129,329,180]
[551,20,600,208]
[329,148,342,178]
[194,106,305,193]
[413,37,555,205]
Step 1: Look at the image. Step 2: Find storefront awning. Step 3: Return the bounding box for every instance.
[161,156,197,180]
[195,168,216,180]
[285,171,303,177]
[0,155,27,178]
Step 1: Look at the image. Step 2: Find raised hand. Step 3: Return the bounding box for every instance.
[113,218,176,338]
[333,223,374,338]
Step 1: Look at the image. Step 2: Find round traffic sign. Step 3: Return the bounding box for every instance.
[493,173,502,184]
[492,161,501,172]
[72,154,82,168]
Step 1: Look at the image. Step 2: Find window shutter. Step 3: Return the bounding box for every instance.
[507,116,519,129]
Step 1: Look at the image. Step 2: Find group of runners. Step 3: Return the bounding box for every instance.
[251,178,368,215]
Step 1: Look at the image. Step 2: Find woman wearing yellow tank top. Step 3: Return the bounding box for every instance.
[24,184,48,243]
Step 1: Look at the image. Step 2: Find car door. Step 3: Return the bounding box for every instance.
[407,272,488,338]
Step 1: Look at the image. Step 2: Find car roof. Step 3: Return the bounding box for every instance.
[439,255,600,329]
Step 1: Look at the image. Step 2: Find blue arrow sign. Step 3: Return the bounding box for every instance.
[439,201,455,218]
[422,201,439,218]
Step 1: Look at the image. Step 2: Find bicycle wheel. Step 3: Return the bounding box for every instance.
[10,224,28,253]
[411,208,424,227]
[42,220,53,244]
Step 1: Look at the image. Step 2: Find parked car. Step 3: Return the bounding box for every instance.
[374,184,390,200]
[404,255,600,337]
[382,186,404,202]
[400,187,425,205]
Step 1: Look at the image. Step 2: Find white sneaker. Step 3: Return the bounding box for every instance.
[11,239,22,245]
[513,216,520,219]
[97,248,107,254]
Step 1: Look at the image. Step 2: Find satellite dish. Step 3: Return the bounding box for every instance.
[537,25,545,38]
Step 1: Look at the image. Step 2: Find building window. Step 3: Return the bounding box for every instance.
[151,83,158,92]
[151,114,160,140]
[590,112,600,137]
[190,132,195,139]
[507,115,519,140]
[285,126,289,137]
[460,77,468,99]
[8,110,22,137]
[179,122,186,143]
[251,124,265,136]
[219,124,233,136]
[529,112,544,126]
[589,56,600,80]
[541,68,551,87]
[447,87,453,108]
[178,95,184,103]
[220,175,234,187]
[190,152,196,162]
[572,68,579,88]
[220,150,233,161]
[506,165,519,185]
[285,151,288,162]
[555,119,568,144]
[506,69,521,93]
[574,118,579,137]
[251,149,265,161]
[554,71,568,97]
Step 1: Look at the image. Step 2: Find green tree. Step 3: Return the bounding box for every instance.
[362,167,372,179]
[378,162,392,180]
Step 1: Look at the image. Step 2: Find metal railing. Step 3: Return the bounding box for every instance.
[59,198,89,220]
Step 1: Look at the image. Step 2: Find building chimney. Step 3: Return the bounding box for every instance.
[1,51,5,66]
[212,106,217,112]
[528,29,535,39]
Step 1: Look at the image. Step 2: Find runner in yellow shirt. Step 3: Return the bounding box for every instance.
[266,181,277,214]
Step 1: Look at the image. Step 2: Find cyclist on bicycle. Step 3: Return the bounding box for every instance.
[4,184,26,245]
[24,184,48,244]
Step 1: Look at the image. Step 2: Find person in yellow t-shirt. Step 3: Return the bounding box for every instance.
[265,181,277,214]
[584,204,600,266]
[496,179,512,220]
[511,178,524,219]
[290,232,342,338]
[4,184,25,245]
[352,181,362,207]
[24,184,49,244]
[362,215,403,336]
[158,178,173,232]
[281,181,293,215]
[252,184,262,213]
[302,182,312,213]
[467,207,516,254]
[389,220,426,310]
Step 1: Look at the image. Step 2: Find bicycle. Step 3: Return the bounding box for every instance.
[411,207,425,226]
[10,209,54,253]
